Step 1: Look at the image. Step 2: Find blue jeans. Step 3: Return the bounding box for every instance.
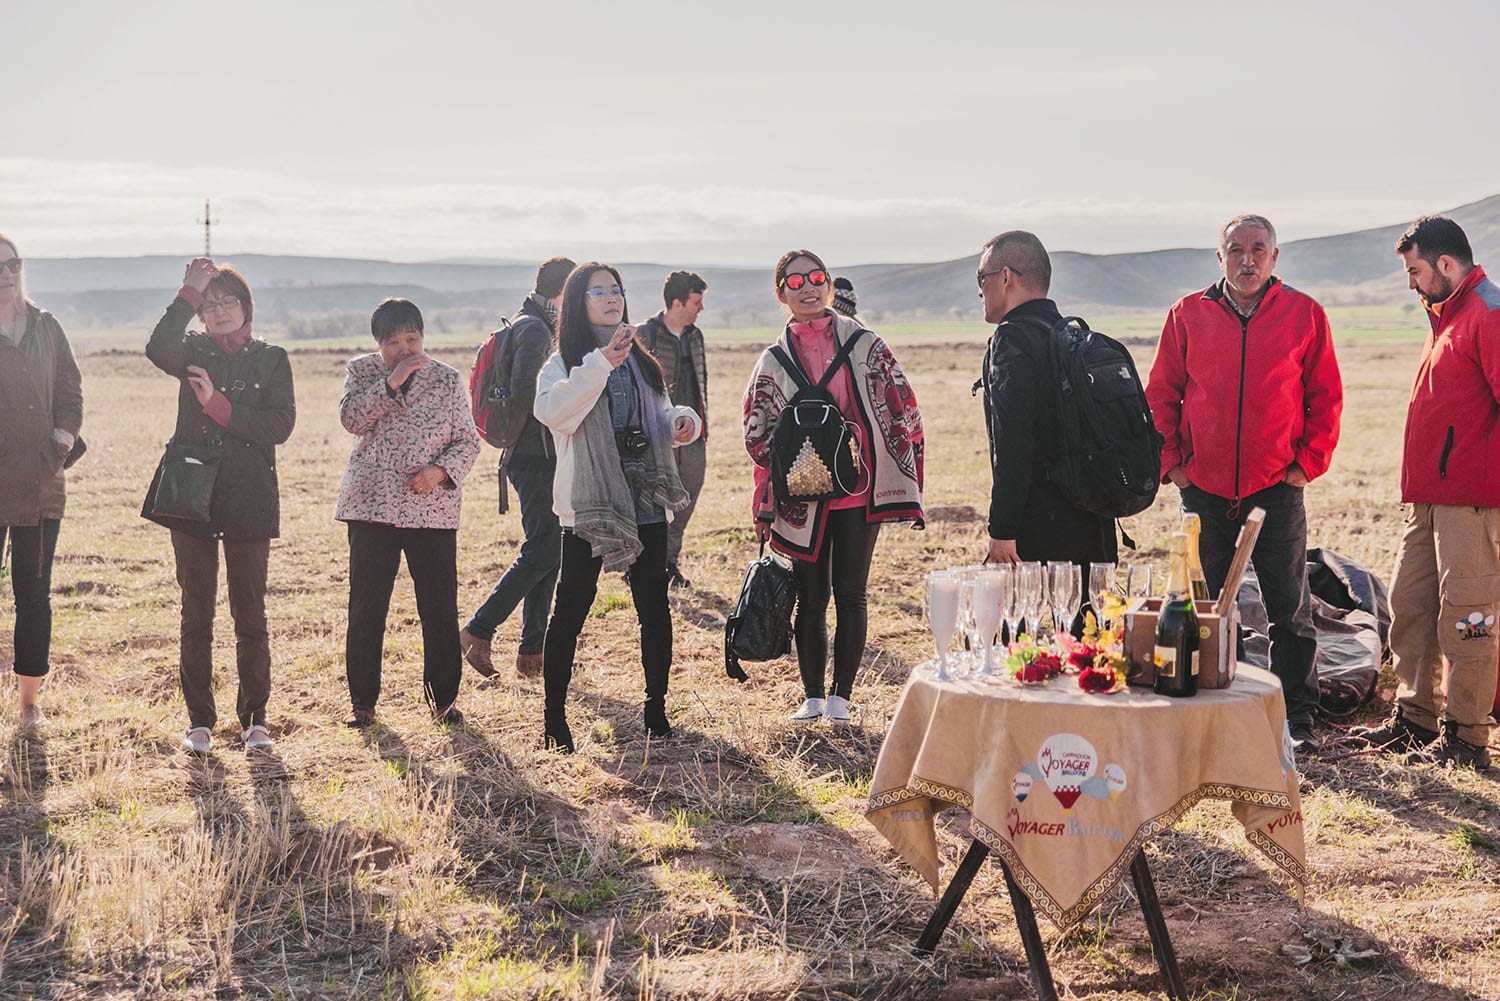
[2,519,61,678]
[464,462,560,654]
[1182,482,1319,727]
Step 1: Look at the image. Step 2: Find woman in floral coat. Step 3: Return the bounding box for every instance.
[335,298,479,728]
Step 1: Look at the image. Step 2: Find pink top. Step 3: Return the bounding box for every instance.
[786,314,870,509]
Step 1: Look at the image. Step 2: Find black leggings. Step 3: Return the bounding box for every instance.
[791,508,881,700]
[543,522,671,722]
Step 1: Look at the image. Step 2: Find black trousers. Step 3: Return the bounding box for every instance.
[345,521,461,713]
[792,508,881,701]
[543,522,671,722]
[1182,482,1319,727]
[2,519,61,679]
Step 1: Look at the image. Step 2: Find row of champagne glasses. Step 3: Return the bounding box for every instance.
[925,561,1158,680]
[924,562,1083,680]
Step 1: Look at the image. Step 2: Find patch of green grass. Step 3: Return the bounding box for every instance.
[591,592,631,618]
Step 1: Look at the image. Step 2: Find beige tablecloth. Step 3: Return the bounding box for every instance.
[866,664,1307,930]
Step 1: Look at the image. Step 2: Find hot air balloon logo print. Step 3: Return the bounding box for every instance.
[1455,612,1495,640]
[1013,733,1128,813]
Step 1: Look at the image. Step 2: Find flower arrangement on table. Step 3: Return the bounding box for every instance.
[1004,592,1131,693]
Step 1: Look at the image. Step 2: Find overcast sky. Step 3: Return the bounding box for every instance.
[5,0,1496,266]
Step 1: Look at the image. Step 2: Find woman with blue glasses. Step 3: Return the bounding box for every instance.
[533,263,701,753]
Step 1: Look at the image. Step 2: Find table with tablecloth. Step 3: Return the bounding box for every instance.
[866,664,1307,930]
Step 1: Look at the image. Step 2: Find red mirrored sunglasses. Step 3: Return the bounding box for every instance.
[778,269,829,292]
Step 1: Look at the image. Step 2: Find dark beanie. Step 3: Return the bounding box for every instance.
[831,276,858,317]
[535,256,576,299]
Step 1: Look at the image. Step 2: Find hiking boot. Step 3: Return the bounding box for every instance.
[1404,722,1492,770]
[1288,722,1320,756]
[666,562,691,590]
[460,628,496,678]
[1349,710,1439,755]
[515,651,544,678]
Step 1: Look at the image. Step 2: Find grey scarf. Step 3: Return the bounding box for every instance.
[571,342,689,571]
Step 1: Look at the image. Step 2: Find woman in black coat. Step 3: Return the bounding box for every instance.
[144,258,295,754]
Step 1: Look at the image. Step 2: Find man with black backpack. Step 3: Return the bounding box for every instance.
[1145,215,1342,755]
[460,255,574,679]
[979,231,1120,568]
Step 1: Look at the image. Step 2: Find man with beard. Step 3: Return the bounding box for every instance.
[1145,215,1343,756]
[1351,216,1500,770]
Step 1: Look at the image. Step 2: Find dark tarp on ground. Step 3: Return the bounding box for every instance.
[1237,548,1390,718]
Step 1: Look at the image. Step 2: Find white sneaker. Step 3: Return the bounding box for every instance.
[791,697,826,722]
[824,695,853,723]
[182,727,213,754]
[242,724,275,750]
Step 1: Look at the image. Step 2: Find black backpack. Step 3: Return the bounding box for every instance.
[1033,316,1162,519]
[767,332,863,502]
[468,315,543,450]
[724,546,797,681]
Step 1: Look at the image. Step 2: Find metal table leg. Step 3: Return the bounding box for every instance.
[1129,849,1187,1000]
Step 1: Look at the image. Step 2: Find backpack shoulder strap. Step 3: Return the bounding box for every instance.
[768,341,812,392]
[815,327,865,390]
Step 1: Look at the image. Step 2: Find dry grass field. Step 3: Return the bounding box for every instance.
[1,324,1498,1000]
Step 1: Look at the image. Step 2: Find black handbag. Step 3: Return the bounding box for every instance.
[724,544,798,681]
[149,440,223,523]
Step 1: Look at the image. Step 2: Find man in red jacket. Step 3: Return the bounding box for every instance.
[1352,216,1500,770]
[1146,215,1343,755]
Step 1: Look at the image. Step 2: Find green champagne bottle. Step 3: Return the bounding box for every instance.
[1154,532,1200,698]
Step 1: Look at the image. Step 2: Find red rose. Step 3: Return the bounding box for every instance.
[1033,651,1063,678]
[1079,664,1117,693]
[1068,645,1098,671]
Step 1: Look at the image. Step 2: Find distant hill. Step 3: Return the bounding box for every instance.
[24,193,1500,331]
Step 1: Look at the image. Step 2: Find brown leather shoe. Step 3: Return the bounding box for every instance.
[344,708,377,729]
[515,652,544,678]
[460,628,496,677]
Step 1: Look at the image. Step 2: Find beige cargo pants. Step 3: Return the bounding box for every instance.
[1389,503,1500,747]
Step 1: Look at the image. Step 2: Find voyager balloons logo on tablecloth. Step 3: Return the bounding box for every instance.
[1013,733,1127,812]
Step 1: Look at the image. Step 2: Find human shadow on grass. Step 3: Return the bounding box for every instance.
[543,687,985,997]
[0,723,58,991]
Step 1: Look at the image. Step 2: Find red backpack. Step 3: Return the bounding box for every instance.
[468,318,531,449]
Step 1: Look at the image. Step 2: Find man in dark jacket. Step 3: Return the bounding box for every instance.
[1352,217,1500,770]
[461,256,574,677]
[637,270,708,588]
[980,231,1116,567]
[1145,215,1343,755]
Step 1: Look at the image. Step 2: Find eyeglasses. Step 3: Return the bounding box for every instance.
[778,269,829,291]
[584,286,626,301]
[0,259,22,274]
[201,297,241,313]
[976,264,1023,289]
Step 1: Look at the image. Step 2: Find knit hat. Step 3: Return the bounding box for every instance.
[831,276,858,317]
[535,256,576,299]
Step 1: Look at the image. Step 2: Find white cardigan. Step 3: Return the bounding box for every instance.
[534,349,701,527]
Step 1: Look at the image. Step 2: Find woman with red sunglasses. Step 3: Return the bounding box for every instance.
[742,249,925,723]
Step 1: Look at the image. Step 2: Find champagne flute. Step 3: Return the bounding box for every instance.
[926,571,960,682]
[1048,560,1080,643]
[1088,562,1117,634]
[973,569,1007,678]
[1016,562,1045,643]
[1125,563,1154,607]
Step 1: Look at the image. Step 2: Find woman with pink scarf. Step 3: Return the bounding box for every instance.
[144,259,296,755]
